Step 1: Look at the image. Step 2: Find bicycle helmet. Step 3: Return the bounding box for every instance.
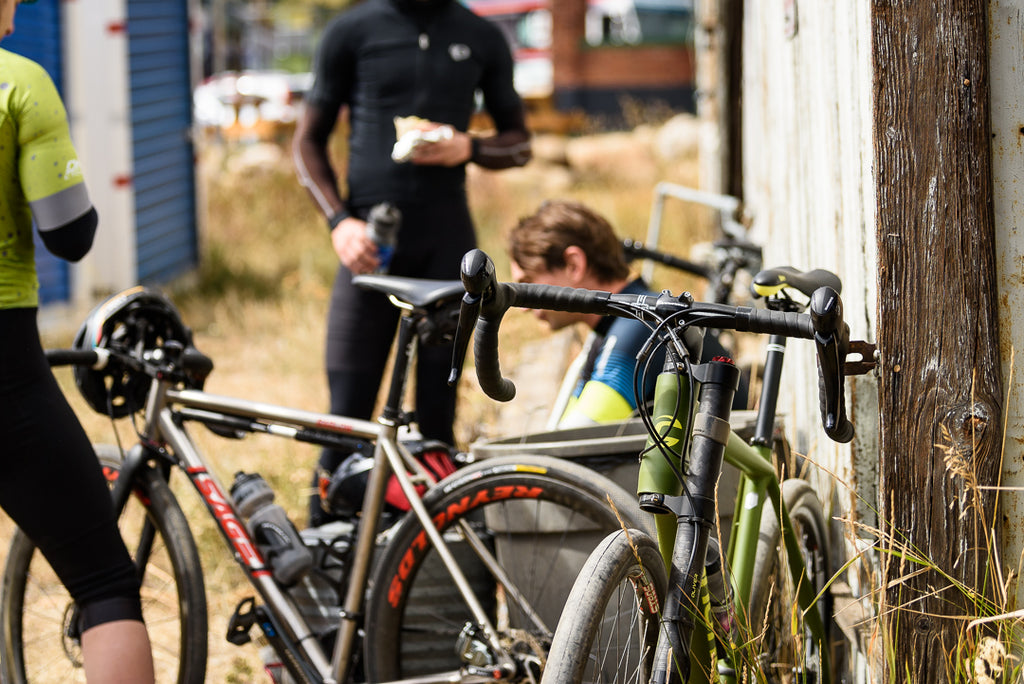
[72,286,201,417]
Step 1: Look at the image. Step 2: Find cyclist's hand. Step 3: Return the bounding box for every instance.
[411,129,472,167]
[331,217,380,274]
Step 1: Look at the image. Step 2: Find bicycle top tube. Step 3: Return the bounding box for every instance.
[449,248,857,444]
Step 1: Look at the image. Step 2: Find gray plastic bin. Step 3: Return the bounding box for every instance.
[470,416,749,544]
[469,415,758,618]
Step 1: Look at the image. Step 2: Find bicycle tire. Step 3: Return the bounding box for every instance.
[747,478,836,683]
[363,454,654,681]
[539,528,667,684]
[0,445,208,684]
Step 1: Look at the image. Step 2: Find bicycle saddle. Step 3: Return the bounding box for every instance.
[352,275,465,309]
[751,266,842,299]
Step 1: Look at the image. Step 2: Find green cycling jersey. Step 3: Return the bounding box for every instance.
[0,48,92,309]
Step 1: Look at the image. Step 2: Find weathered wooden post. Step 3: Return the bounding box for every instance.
[873,2,1002,680]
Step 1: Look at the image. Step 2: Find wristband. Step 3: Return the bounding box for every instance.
[469,137,481,164]
[327,208,351,231]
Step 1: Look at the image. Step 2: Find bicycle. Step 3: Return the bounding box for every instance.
[621,237,762,308]
[448,248,876,683]
[0,278,653,684]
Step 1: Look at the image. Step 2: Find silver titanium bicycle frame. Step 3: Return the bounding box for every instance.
[122,379,521,684]
[112,315,523,684]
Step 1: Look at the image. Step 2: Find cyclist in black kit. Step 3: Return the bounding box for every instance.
[0,0,154,680]
[294,0,531,525]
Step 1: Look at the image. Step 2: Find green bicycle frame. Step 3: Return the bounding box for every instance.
[637,336,832,683]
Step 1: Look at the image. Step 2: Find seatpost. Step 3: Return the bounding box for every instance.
[751,334,786,447]
[380,312,418,425]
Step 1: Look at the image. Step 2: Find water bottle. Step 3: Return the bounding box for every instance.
[366,202,401,274]
[231,472,313,586]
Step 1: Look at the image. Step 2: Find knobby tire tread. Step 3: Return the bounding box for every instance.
[540,528,667,684]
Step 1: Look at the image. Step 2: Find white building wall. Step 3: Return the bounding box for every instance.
[62,0,137,306]
[734,0,1024,610]
[738,1,877,530]
[989,0,1024,607]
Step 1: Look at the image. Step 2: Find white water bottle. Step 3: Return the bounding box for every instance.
[366,202,401,274]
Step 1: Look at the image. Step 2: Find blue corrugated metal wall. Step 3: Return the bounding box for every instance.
[127,0,198,284]
[1,0,70,304]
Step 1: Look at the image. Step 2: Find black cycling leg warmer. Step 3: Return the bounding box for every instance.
[78,596,145,632]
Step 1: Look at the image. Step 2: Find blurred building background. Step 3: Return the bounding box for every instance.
[2,0,695,307]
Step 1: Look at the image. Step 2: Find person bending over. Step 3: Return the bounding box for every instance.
[508,200,748,429]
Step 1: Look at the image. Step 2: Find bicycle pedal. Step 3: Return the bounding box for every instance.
[227,596,259,646]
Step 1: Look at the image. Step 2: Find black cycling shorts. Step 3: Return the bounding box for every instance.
[0,308,143,629]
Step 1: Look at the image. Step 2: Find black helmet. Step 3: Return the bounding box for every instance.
[324,451,376,517]
[72,286,199,417]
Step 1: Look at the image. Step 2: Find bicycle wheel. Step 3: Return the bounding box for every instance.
[747,478,837,683]
[0,445,207,684]
[540,528,667,684]
[364,454,654,681]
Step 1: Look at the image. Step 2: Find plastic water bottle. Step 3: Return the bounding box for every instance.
[366,202,401,274]
[231,472,313,586]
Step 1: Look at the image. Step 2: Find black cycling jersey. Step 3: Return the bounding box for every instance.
[305,0,528,208]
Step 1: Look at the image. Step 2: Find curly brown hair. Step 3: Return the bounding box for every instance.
[507,200,629,283]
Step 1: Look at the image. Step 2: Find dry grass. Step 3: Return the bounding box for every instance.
[26,117,713,682]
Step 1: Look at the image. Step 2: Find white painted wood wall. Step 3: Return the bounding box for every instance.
[715,0,1024,605]
[728,2,878,534]
[990,0,1024,606]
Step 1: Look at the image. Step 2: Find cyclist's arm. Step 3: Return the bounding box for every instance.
[38,208,97,262]
[473,22,532,170]
[17,62,97,262]
[293,17,354,226]
[293,101,348,224]
[470,129,532,170]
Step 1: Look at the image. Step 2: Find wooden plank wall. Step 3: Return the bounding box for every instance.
[733,0,1024,614]
[737,2,878,532]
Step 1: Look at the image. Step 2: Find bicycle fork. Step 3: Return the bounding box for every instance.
[641,357,739,684]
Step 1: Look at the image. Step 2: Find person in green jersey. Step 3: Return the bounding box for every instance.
[0,1,154,681]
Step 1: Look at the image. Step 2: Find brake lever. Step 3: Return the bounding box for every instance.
[448,292,480,386]
[810,286,855,443]
[448,249,495,386]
